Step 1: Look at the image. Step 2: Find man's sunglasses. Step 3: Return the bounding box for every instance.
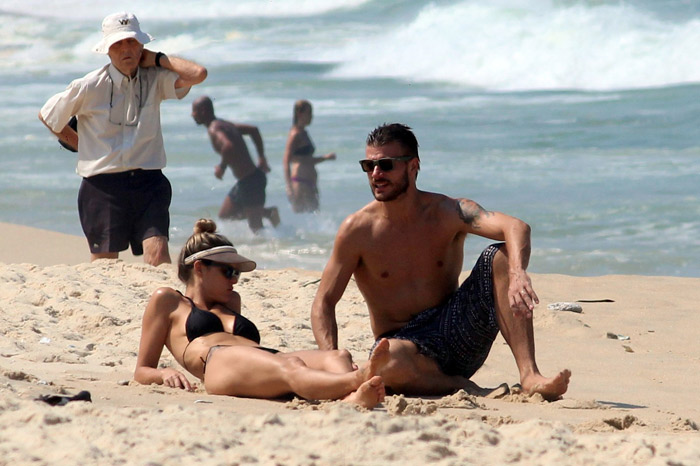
[359,155,416,173]
[201,259,241,279]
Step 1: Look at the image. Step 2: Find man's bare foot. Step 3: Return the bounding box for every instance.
[361,338,391,381]
[522,369,571,401]
[461,380,510,399]
[343,376,385,409]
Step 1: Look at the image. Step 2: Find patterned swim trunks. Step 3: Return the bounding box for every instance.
[372,243,503,379]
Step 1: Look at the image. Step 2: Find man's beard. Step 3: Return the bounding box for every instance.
[371,171,409,202]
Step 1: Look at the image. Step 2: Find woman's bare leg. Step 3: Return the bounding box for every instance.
[285,348,355,373]
[203,344,389,406]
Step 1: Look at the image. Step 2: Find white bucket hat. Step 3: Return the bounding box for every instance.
[93,12,154,54]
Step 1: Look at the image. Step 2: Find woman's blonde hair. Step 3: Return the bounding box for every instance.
[177,218,232,283]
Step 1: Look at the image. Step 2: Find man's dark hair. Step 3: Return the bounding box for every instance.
[366,123,419,159]
[193,95,214,114]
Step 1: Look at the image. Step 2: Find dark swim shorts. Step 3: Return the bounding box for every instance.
[78,169,171,256]
[228,168,267,208]
[372,243,504,379]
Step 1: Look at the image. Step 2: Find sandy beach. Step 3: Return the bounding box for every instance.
[1,223,698,465]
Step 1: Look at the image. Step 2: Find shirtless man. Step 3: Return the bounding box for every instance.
[192,96,280,232]
[311,123,571,399]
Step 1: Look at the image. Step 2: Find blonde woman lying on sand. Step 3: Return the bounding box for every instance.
[134,218,388,408]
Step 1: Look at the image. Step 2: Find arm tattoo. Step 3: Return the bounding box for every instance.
[457,199,493,229]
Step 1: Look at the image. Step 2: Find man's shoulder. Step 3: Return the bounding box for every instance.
[64,64,109,90]
[207,119,226,135]
[421,190,456,203]
[421,191,467,215]
[339,202,377,233]
[355,200,384,218]
[82,64,110,82]
[210,118,238,132]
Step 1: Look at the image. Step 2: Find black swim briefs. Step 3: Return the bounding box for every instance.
[228,168,267,208]
[78,169,171,255]
[372,243,504,379]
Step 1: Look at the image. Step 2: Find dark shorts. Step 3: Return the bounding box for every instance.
[78,169,171,256]
[372,243,503,379]
[228,169,266,208]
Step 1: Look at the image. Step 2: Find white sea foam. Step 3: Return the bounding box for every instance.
[328,0,700,91]
[5,0,700,91]
[0,0,370,20]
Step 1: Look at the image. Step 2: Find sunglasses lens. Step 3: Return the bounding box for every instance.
[377,159,394,171]
[359,159,396,172]
[201,259,240,279]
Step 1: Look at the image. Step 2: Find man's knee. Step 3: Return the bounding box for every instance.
[491,245,510,283]
[280,356,308,381]
[219,197,242,219]
[245,208,264,232]
[334,349,353,362]
[380,340,425,387]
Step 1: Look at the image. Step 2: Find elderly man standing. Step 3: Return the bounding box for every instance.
[39,12,207,265]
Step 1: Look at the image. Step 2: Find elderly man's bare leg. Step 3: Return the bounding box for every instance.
[491,246,571,401]
[91,252,118,261]
[143,235,171,266]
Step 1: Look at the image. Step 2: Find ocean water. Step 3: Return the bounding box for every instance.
[1,0,699,277]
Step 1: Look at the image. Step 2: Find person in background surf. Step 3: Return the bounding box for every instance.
[283,100,336,213]
[311,123,571,400]
[134,218,387,408]
[191,96,280,233]
[38,12,207,266]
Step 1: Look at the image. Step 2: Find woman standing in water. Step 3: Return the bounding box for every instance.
[283,100,336,213]
[134,218,387,407]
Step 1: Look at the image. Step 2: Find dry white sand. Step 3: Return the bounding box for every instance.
[1,223,698,465]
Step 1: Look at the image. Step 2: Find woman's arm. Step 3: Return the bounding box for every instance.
[313,152,336,165]
[134,287,194,391]
[283,128,299,195]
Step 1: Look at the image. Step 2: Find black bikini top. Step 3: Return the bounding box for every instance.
[292,142,315,157]
[182,294,261,344]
